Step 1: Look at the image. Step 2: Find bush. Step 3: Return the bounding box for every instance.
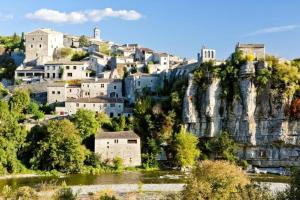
[53,187,77,200]
[182,160,249,200]
[15,186,38,200]
[113,157,123,171]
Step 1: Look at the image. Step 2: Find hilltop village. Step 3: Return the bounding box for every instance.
[0,27,299,176]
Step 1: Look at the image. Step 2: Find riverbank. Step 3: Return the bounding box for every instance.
[35,183,289,200]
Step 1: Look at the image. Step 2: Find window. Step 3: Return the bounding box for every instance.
[104,103,107,107]
[83,104,86,108]
[110,103,115,107]
[69,89,72,92]
[86,73,89,77]
[114,85,117,90]
[52,91,55,94]
[137,81,140,86]
[52,73,55,78]
[47,66,50,70]
[110,112,114,117]
[114,139,119,144]
[107,146,109,149]
[76,103,79,107]
[39,44,42,48]
[31,45,33,48]
[32,38,34,41]
[93,104,95,107]
[67,73,72,77]
[41,37,42,40]
[57,91,60,94]
[101,84,104,88]
[66,66,70,70]
[127,139,137,144]
[73,66,76,70]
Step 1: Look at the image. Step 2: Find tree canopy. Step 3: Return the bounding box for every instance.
[175,126,200,168]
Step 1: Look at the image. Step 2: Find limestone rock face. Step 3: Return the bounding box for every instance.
[182,61,300,167]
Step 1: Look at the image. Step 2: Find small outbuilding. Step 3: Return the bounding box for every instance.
[95,130,141,167]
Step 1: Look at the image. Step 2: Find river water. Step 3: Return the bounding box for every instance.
[0,170,290,190]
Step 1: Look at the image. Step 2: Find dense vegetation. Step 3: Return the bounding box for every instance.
[0,33,24,52]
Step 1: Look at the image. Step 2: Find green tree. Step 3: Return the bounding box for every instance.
[100,43,111,55]
[0,101,27,174]
[97,112,111,128]
[74,109,99,139]
[29,119,88,173]
[119,115,126,131]
[205,131,238,162]
[182,160,249,200]
[71,51,89,61]
[79,35,90,47]
[9,89,30,115]
[175,127,200,168]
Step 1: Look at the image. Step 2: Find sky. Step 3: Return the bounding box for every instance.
[0,0,300,60]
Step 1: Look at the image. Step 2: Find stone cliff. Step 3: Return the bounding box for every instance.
[183,61,300,167]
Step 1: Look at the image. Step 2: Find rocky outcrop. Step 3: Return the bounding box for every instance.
[183,61,300,167]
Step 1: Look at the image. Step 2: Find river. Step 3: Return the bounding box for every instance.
[0,170,290,191]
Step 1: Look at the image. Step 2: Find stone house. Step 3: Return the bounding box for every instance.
[44,61,91,81]
[89,52,111,74]
[152,52,170,72]
[47,78,122,105]
[236,43,265,60]
[57,97,124,117]
[95,130,141,167]
[125,72,161,103]
[135,47,153,62]
[24,28,64,65]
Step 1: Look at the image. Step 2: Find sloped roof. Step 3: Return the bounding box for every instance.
[236,43,265,48]
[27,28,63,35]
[66,97,124,103]
[96,130,140,139]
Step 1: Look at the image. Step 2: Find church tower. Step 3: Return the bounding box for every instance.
[93,27,101,41]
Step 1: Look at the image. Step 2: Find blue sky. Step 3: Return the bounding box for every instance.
[1,0,300,59]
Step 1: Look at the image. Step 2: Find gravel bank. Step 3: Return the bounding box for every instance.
[72,184,185,195]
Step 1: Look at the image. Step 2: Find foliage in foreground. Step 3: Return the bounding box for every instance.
[182,160,250,200]
[175,126,200,168]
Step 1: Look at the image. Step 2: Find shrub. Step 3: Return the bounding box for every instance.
[182,160,249,200]
[113,156,123,171]
[53,187,77,200]
[15,186,38,200]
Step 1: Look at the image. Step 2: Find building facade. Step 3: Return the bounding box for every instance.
[236,43,265,60]
[58,97,124,117]
[47,78,122,105]
[95,130,141,167]
[198,47,216,63]
[25,28,64,65]
[125,73,161,103]
[44,61,91,81]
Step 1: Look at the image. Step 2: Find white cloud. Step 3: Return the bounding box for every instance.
[244,25,300,37]
[87,8,142,21]
[0,12,14,21]
[25,8,142,24]
[26,9,87,24]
